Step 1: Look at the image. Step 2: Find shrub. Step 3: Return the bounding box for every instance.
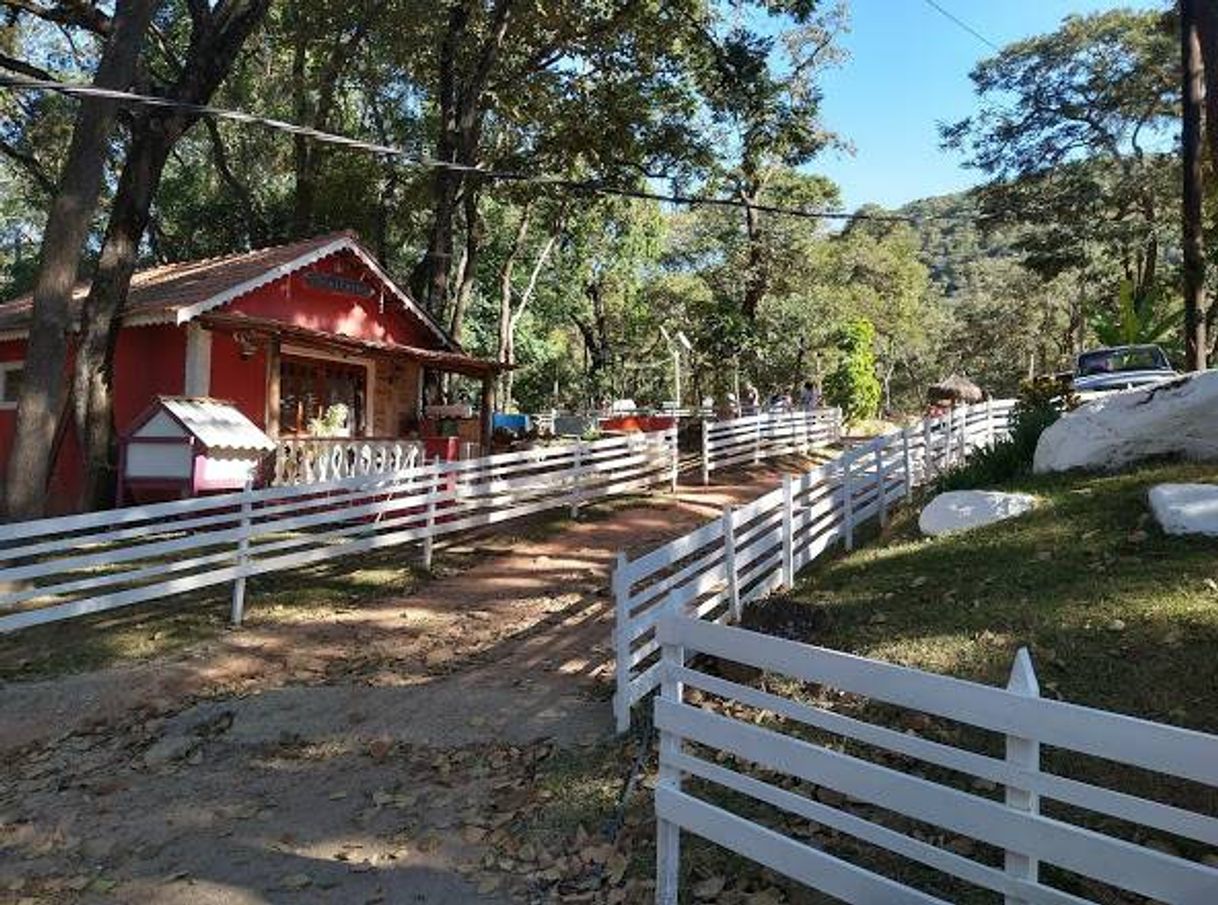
[936,377,1078,491]
[824,318,881,423]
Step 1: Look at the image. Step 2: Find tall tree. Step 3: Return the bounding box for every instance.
[72,0,271,510]
[943,10,1178,308]
[1181,0,1207,370]
[692,0,846,321]
[1199,0,1218,172]
[3,0,160,519]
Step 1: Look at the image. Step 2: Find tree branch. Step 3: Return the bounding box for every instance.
[0,0,109,35]
[0,52,55,80]
[0,138,55,195]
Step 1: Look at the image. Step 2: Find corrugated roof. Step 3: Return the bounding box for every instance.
[0,232,455,350]
[156,397,276,452]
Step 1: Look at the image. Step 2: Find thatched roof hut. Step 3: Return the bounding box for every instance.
[928,374,984,405]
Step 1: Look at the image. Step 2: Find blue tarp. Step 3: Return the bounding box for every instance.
[492,413,531,434]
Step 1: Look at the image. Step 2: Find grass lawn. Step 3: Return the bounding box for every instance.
[790,459,1218,733]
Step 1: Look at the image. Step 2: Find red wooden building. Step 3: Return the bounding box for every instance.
[0,232,503,512]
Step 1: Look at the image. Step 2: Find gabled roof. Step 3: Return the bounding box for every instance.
[0,232,455,350]
[130,396,276,452]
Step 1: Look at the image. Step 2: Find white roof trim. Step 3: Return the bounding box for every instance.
[341,242,456,350]
[173,236,456,351]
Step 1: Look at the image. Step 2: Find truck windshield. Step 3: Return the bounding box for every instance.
[1077,347,1169,377]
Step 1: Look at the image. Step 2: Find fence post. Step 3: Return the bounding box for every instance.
[656,625,685,905]
[959,405,969,461]
[422,468,437,570]
[843,452,855,552]
[945,408,956,469]
[669,425,679,492]
[612,551,632,733]
[782,474,794,587]
[571,440,584,518]
[922,418,933,479]
[875,443,888,528]
[701,418,710,486]
[753,415,762,464]
[230,478,254,626]
[986,397,995,446]
[723,506,740,622]
[1005,647,1041,905]
[902,427,914,501]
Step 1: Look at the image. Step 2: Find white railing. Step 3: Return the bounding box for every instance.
[700,407,842,483]
[272,437,428,485]
[653,616,1218,905]
[0,429,677,633]
[613,400,1015,731]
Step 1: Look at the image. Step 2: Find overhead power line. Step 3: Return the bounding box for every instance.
[920,0,1001,53]
[0,72,990,228]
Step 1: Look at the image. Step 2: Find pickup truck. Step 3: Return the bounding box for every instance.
[1071,344,1178,394]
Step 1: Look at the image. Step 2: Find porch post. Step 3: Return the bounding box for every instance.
[480,373,495,455]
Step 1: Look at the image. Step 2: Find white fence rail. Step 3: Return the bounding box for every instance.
[613,400,1015,731]
[654,616,1218,904]
[700,407,842,483]
[0,430,677,633]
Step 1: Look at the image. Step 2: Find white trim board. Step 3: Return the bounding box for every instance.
[0,360,23,410]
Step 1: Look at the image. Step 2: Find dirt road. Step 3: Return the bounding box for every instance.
[0,461,813,904]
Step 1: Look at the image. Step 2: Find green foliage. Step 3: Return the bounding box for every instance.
[1091,279,1182,351]
[937,377,1077,491]
[307,403,351,438]
[824,319,881,423]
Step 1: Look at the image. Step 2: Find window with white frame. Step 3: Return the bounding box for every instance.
[0,362,23,408]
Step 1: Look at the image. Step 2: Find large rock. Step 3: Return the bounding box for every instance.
[918,490,1037,537]
[1034,372,1218,473]
[1149,484,1218,537]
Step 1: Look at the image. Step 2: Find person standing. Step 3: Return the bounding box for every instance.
[799,380,820,410]
[744,383,760,414]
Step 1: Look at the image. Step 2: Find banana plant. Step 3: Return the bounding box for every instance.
[1090,279,1181,350]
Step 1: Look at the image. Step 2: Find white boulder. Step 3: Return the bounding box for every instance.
[918,490,1037,537]
[1034,371,1218,474]
[1148,484,1218,537]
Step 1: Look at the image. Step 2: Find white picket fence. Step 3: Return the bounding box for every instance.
[612,400,1015,731]
[654,616,1218,904]
[0,430,677,633]
[700,407,842,483]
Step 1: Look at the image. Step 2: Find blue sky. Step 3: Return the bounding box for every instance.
[816,0,1166,211]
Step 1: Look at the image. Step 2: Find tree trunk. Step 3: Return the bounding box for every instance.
[496,204,530,407]
[4,0,159,520]
[740,193,767,321]
[73,0,270,511]
[1182,0,1208,370]
[415,0,514,316]
[1198,0,1218,173]
[73,134,168,511]
[448,186,482,344]
[415,2,468,314]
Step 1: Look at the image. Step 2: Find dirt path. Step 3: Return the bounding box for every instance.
[0,460,816,904]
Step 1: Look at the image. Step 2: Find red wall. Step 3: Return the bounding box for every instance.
[209,331,268,429]
[114,324,186,429]
[231,251,436,348]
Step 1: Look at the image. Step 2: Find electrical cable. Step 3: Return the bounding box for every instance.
[0,72,996,228]
[919,0,1001,52]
